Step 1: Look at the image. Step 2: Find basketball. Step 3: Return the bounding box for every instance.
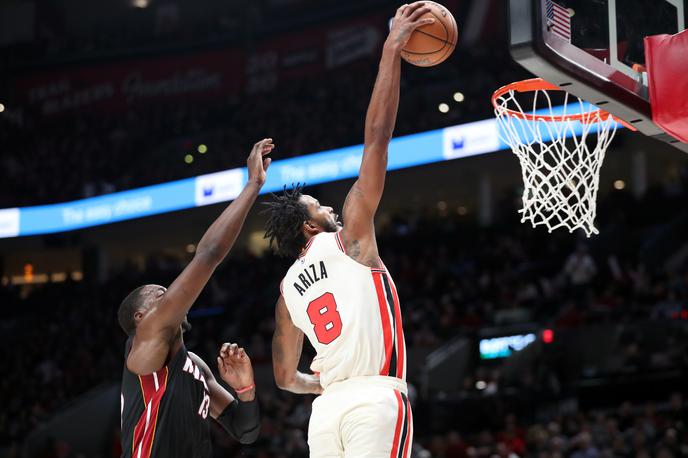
[401,1,458,67]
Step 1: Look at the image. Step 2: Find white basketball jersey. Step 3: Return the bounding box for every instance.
[281,231,406,389]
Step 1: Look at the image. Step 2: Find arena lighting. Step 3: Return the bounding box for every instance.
[457,206,468,215]
[131,0,149,8]
[23,264,34,282]
[51,272,68,282]
[184,154,194,164]
[12,273,49,284]
[186,244,196,253]
[0,103,5,113]
[453,92,465,102]
[198,144,208,154]
[438,103,450,113]
[475,380,487,390]
[542,329,554,344]
[480,333,537,359]
[614,179,626,190]
[0,104,625,239]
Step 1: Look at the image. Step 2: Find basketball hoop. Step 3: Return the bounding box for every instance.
[492,78,627,237]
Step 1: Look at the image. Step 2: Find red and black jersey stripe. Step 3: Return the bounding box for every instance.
[299,236,317,258]
[335,231,346,254]
[121,344,212,458]
[333,231,406,380]
[372,268,405,379]
[387,273,406,379]
[390,390,413,458]
[381,274,398,377]
[131,367,169,458]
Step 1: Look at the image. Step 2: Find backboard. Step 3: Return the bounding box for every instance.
[508,0,688,153]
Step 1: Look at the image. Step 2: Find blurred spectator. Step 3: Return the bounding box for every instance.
[1,192,687,453]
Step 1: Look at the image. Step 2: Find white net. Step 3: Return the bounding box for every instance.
[493,83,618,237]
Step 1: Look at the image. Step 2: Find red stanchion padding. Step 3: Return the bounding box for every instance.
[645,30,688,144]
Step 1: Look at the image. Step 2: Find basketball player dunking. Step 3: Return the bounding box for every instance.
[265,4,434,456]
[118,139,273,457]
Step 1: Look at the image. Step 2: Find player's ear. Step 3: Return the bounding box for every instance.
[303,219,319,237]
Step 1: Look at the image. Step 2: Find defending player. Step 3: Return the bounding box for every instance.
[264,4,433,456]
[118,139,273,457]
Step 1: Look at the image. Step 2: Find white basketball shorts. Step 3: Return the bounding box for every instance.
[308,376,413,458]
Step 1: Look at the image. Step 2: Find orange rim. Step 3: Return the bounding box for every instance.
[492,78,636,131]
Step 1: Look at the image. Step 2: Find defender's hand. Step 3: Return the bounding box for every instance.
[247,138,274,186]
[387,2,434,50]
[217,343,255,394]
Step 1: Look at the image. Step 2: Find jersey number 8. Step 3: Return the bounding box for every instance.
[307,292,343,344]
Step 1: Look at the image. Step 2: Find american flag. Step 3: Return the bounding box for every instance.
[546,0,571,42]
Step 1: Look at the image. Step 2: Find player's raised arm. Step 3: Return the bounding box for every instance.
[127,139,273,374]
[272,295,323,395]
[340,3,432,252]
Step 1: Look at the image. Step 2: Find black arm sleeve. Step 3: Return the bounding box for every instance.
[215,398,261,444]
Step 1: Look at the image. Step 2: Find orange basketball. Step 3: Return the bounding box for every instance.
[401,2,458,67]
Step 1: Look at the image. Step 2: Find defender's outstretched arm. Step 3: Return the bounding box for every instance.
[128,139,273,374]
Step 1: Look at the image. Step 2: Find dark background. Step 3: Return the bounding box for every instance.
[1,0,687,457]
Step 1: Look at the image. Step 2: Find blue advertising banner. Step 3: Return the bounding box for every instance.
[0,106,621,238]
[17,179,196,236]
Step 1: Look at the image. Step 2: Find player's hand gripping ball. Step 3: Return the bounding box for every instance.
[390,1,458,67]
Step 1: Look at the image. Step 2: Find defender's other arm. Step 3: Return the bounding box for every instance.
[190,347,260,444]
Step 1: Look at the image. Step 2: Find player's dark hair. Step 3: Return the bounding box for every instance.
[263,184,309,259]
[118,285,147,336]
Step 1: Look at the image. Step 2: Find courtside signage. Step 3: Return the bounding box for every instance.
[261,127,443,195]
[17,179,196,236]
[443,118,501,160]
[195,169,245,207]
[0,208,20,238]
[479,333,536,359]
